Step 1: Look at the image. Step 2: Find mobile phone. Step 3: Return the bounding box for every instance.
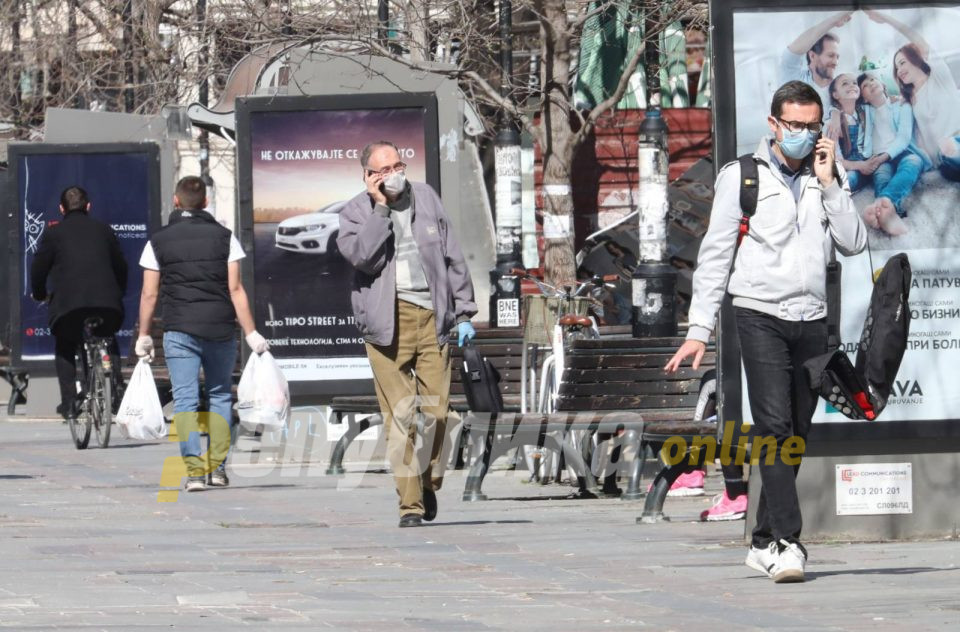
[816,131,826,161]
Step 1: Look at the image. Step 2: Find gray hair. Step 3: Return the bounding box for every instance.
[360,141,400,168]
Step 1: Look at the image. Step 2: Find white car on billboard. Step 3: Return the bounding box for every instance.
[274,201,346,257]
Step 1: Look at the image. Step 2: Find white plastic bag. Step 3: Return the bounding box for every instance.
[236,351,289,430]
[115,358,168,440]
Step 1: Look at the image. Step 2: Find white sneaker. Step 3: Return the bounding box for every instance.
[184,477,206,492]
[772,539,807,583]
[745,541,779,578]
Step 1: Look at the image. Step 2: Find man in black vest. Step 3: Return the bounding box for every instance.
[135,176,268,492]
[30,186,127,421]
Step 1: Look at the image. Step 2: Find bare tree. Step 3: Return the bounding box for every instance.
[282,0,707,285]
[0,1,707,285]
[0,1,330,138]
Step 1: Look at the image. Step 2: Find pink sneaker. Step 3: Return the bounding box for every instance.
[700,491,748,521]
[649,469,705,496]
[668,469,705,496]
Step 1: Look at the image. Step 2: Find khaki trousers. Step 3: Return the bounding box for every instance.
[365,301,450,516]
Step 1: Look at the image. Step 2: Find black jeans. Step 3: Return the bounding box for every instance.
[735,308,827,547]
[52,308,123,416]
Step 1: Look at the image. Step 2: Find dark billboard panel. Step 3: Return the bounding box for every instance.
[7,144,161,369]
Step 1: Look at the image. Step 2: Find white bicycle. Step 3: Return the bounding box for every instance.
[512,270,617,482]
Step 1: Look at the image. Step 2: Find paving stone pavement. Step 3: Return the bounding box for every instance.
[0,419,958,630]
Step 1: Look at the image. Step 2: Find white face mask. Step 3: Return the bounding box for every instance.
[382,171,407,195]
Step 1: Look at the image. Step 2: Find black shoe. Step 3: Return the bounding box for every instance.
[59,400,79,424]
[209,470,229,487]
[398,514,423,528]
[422,489,437,522]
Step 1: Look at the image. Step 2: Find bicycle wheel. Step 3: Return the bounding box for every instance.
[91,359,112,448]
[67,408,92,449]
[69,351,92,450]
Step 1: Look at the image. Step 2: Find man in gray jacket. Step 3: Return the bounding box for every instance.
[666,81,866,582]
[338,141,477,528]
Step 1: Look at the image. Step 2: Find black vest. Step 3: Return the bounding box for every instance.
[152,210,236,341]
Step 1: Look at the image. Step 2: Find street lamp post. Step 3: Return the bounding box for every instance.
[490,0,522,328]
[632,8,677,338]
[196,0,214,215]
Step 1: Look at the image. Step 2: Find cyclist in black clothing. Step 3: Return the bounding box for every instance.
[30,186,128,420]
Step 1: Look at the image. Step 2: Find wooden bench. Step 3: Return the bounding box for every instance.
[461,336,717,519]
[0,347,29,415]
[325,327,530,475]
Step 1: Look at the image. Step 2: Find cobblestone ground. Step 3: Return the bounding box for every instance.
[0,420,958,630]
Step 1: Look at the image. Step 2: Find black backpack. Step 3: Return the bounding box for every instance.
[802,255,911,421]
[854,253,912,415]
[460,343,504,413]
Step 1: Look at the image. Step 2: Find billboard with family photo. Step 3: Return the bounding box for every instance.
[235,94,440,393]
[711,0,960,427]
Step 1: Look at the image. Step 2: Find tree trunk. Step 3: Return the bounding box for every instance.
[539,0,577,287]
[541,146,577,288]
[122,0,135,112]
[9,0,23,136]
[404,1,431,63]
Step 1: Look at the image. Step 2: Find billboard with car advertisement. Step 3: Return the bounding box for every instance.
[711,0,960,430]
[6,143,160,369]
[236,94,440,390]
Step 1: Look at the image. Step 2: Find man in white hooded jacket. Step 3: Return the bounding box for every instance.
[666,81,866,583]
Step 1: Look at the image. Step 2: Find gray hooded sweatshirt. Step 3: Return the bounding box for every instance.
[337,181,477,347]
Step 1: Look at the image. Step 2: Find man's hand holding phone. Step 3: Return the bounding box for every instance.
[813,134,836,186]
[365,170,388,206]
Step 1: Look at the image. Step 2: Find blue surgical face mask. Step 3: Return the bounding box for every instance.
[777,125,817,160]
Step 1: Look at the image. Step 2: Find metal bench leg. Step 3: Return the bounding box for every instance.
[4,370,29,415]
[326,413,383,475]
[593,432,624,497]
[448,420,470,470]
[622,437,653,501]
[637,443,684,523]
[559,432,599,498]
[462,427,495,501]
[638,443,706,523]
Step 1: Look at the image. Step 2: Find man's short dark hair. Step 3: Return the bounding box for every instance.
[175,176,206,210]
[360,141,400,168]
[770,80,824,119]
[60,186,89,213]
[808,32,839,60]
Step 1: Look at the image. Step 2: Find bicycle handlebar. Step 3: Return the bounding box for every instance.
[509,269,619,299]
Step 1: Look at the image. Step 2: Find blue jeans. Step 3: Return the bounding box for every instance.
[939,135,960,182]
[163,331,237,477]
[847,169,868,193]
[735,308,827,547]
[874,152,923,217]
[845,124,868,193]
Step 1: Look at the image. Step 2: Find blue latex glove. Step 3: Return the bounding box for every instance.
[457,321,476,347]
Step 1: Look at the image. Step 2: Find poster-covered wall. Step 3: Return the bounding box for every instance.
[10,145,158,366]
[239,96,438,382]
[715,1,960,424]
